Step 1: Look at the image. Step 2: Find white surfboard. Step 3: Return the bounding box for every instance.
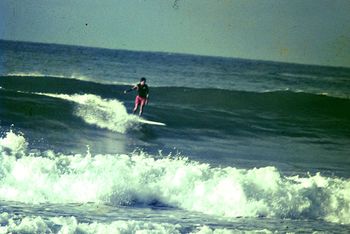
[138,118,166,126]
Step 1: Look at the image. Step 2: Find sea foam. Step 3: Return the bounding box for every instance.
[0,212,244,234]
[0,130,28,157]
[35,93,139,133]
[0,131,349,224]
[0,212,180,234]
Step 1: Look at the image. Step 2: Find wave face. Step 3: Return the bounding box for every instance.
[1,75,350,175]
[1,75,350,138]
[1,131,350,225]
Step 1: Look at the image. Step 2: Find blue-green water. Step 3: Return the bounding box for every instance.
[0,40,350,233]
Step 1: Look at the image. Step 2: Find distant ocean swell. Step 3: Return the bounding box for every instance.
[0,131,349,224]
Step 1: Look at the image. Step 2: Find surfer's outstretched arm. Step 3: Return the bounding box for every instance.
[124,85,137,94]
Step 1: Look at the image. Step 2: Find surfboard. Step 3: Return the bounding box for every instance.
[138,118,166,126]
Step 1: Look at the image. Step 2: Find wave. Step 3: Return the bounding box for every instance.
[0,213,182,234]
[19,88,349,140]
[0,212,247,234]
[6,72,92,82]
[280,72,320,79]
[1,75,350,139]
[0,75,127,100]
[4,72,133,86]
[34,92,139,133]
[2,74,350,100]
[1,131,349,224]
[2,74,350,111]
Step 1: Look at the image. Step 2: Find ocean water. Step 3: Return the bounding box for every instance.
[0,39,350,233]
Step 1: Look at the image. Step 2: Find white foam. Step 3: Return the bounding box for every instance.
[0,212,271,234]
[7,72,92,82]
[35,93,139,133]
[194,226,271,234]
[6,72,133,86]
[0,213,184,234]
[0,131,349,224]
[7,72,49,77]
[0,130,28,157]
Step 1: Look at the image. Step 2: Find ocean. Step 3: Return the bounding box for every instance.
[0,39,350,233]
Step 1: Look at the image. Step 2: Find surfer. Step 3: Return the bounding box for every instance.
[124,77,149,116]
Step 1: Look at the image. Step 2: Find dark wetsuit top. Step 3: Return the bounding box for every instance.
[137,84,149,98]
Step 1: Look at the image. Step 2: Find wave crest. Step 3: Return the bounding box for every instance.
[35,93,138,133]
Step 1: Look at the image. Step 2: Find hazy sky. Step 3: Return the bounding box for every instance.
[1,0,350,67]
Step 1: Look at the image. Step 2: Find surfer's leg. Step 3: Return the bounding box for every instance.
[133,96,140,114]
[133,104,138,114]
[138,97,147,116]
[139,104,144,116]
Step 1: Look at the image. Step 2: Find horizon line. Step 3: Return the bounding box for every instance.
[1,38,349,70]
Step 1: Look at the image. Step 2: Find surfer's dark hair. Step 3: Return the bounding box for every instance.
[140,77,146,82]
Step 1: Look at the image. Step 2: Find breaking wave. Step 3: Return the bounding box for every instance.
[0,131,349,224]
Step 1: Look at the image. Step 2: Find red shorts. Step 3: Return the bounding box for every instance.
[135,95,147,106]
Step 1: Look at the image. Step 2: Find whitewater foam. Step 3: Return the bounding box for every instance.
[0,212,249,234]
[6,72,133,86]
[0,213,181,234]
[0,131,349,224]
[7,72,93,82]
[34,93,139,133]
[0,130,28,157]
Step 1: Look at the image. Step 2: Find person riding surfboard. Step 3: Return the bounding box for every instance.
[124,77,149,116]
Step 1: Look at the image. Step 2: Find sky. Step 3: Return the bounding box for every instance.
[1,0,350,67]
